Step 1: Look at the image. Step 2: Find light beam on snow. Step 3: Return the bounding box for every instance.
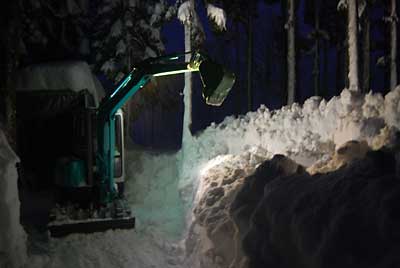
[199,155,232,178]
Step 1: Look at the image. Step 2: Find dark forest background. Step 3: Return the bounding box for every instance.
[1,0,399,149]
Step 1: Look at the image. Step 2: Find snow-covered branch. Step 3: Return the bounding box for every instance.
[337,0,367,18]
[178,1,193,26]
[206,3,226,31]
[177,0,205,47]
[337,0,348,11]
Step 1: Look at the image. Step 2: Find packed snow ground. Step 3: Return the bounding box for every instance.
[23,148,186,268]
[2,87,400,267]
[26,229,183,268]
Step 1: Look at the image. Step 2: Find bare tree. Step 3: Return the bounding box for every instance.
[247,2,254,110]
[348,0,360,92]
[309,0,329,96]
[287,0,296,104]
[389,0,398,90]
[313,0,321,96]
[178,0,196,142]
[361,1,371,92]
[0,2,21,150]
[178,0,226,137]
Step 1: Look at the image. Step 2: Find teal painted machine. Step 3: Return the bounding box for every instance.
[48,51,235,236]
[55,158,87,187]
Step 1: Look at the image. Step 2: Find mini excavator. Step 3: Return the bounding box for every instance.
[47,51,235,236]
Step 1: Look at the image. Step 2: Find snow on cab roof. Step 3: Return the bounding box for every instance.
[13,61,105,107]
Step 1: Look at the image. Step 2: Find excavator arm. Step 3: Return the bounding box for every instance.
[96,51,235,203]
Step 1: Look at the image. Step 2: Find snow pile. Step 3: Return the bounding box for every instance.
[180,88,400,184]
[0,129,27,268]
[178,88,400,267]
[178,86,400,192]
[183,151,269,268]
[237,150,400,268]
[13,61,105,106]
[124,149,185,239]
[186,141,400,268]
[384,88,400,129]
[231,155,305,267]
[307,140,370,175]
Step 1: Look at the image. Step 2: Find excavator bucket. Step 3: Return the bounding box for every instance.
[199,59,235,106]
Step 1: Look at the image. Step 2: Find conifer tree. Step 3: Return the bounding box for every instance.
[92,0,176,82]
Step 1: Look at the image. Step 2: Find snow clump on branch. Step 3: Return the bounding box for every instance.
[178,1,193,25]
[206,3,227,30]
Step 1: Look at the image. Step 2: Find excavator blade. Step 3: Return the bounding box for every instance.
[48,216,135,237]
[47,199,134,237]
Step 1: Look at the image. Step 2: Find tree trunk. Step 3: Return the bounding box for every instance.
[0,2,19,151]
[362,3,370,93]
[323,40,328,97]
[247,7,254,110]
[182,0,194,143]
[336,40,343,94]
[264,27,272,93]
[287,0,296,104]
[390,0,398,90]
[0,41,8,124]
[344,37,350,88]
[281,0,288,104]
[347,0,359,92]
[313,0,321,96]
[235,22,242,114]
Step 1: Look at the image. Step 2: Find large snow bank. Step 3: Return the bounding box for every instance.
[180,87,400,192]
[237,150,400,268]
[187,140,400,267]
[179,87,400,220]
[0,129,27,268]
[179,88,400,267]
[13,61,105,106]
[183,151,270,267]
[231,155,305,267]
